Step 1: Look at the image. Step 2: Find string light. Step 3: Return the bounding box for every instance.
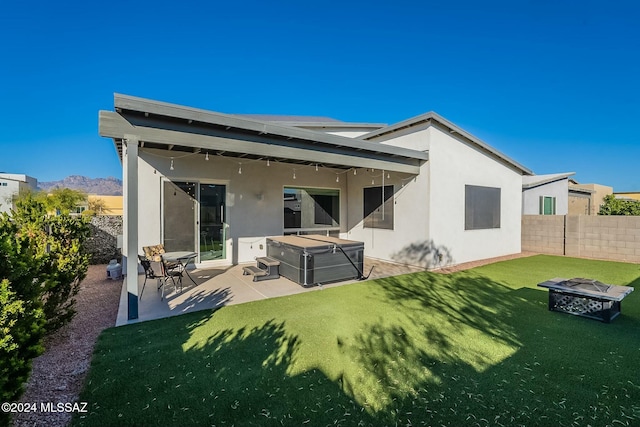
[170,158,174,170]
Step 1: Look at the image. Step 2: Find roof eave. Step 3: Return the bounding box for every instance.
[361,111,533,176]
[113,94,427,161]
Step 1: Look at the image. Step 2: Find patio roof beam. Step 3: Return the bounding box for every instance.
[100,111,424,174]
[113,93,427,161]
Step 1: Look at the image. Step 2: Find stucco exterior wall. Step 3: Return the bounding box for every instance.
[0,179,20,213]
[0,174,37,214]
[137,149,348,265]
[522,178,570,215]
[427,126,523,265]
[344,164,430,266]
[568,193,591,215]
[132,125,525,270]
[357,124,524,268]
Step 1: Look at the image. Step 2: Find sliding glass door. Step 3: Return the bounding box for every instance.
[163,180,227,263]
[163,181,196,252]
[199,183,226,261]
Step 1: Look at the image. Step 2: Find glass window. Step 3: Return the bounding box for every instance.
[284,187,340,231]
[465,185,501,230]
[363,185,394,230]
[539,196,556,215]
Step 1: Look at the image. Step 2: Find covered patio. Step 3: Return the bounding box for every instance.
[116,258,426,326]
[100,94,428,321]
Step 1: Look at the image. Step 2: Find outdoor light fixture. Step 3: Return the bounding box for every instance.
[267,159,270,166]
[353,169,357,175]
[238,163,242,174]
[170,158,174,170]
[293,170,296,179]
[336,175,339,182]
[315,164,319,171]
[387,172,390,179]
[372,179,375,185]
[205,152,209,161]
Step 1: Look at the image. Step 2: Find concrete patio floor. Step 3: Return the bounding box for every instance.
[115,258,426,326]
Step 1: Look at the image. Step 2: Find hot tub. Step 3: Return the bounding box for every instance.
[266,235,364,287]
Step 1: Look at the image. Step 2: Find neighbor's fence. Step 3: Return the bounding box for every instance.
[522,215,640,263]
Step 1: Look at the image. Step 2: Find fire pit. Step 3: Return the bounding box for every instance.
[537,278,634,323]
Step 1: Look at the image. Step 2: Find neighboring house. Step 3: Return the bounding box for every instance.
[522,172,574,215]
[569,181,613,215]
[0,173,38,214]
[88,194,123,216]
[614,191,640,201]
[99,94,532,319]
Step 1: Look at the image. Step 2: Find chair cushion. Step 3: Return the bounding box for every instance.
[143,244,166,262]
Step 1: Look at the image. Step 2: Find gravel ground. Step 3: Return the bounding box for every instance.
[12,265,122,427]
[10,252,536,426]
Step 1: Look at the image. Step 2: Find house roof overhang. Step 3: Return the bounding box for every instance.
[361,111,533,176]
[522,172,576,189]
[99,94,428,175]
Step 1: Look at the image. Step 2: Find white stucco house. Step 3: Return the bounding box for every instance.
[99,94,533,319]
[0,173,38,214]
[522,172,575,215]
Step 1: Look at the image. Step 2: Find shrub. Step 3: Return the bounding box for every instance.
[598,194,640,215]
[0,193,89,411]
[0,214,47,413]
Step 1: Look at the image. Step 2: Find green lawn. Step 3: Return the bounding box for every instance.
[73,255,640,426]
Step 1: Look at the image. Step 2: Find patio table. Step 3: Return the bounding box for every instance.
[162,251,198,285]
[537,277,634,323]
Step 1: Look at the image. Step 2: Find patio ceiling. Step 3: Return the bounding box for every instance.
[99,94,428,174]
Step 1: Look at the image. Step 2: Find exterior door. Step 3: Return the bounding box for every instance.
[199,183,226,261]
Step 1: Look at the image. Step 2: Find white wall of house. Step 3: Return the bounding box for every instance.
[136,149,348,265]
[362,125,523,266]
[522,179,569,215]
[427,126,523,265]
[0,174,37,214]
[344,165,428,264]
[132,126,525,270]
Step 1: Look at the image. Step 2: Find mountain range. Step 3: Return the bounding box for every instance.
[38,175,123,196]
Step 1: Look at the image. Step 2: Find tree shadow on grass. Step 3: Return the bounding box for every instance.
[75,312,378,427]
[342,274,640,425]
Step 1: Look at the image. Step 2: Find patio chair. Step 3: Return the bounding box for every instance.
[160,256,184,300]
[138,255,163,300]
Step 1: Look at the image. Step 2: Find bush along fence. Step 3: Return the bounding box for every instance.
[85,215,122,264]
[522,215,640,263]
[0,195,90,423]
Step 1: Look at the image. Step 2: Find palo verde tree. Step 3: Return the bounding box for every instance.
[598,194,640,216]
[0,191,89,410]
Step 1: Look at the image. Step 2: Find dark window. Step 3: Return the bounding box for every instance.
[465,185,501,230]
[364,185,394,229]
[284,187,339,230]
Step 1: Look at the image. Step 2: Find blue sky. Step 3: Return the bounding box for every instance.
[1,0,638,190]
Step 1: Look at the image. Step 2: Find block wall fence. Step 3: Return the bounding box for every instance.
[522,215,640,263]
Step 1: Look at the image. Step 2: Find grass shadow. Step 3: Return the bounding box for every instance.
[74,310,377,426]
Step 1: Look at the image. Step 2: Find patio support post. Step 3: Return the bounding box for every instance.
[124,136,139,320]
